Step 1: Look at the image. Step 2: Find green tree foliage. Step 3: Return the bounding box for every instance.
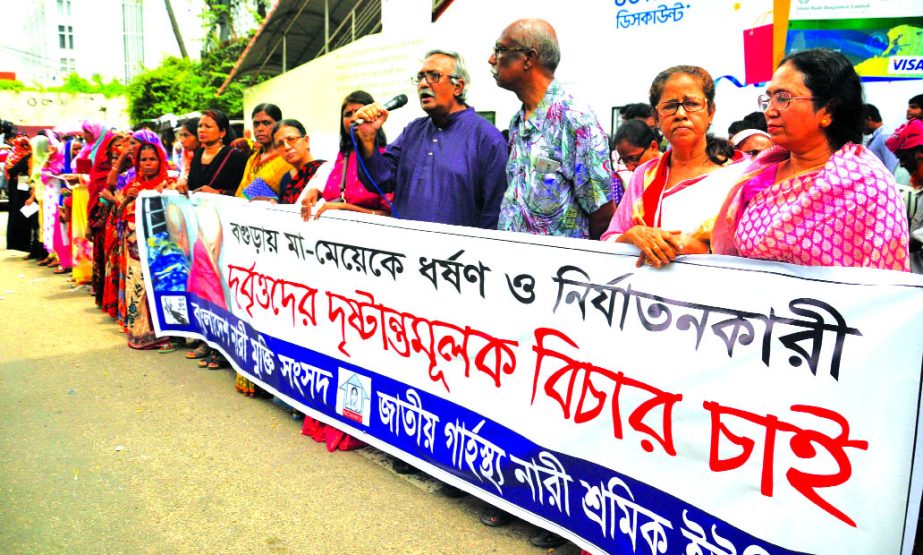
[200,36,268,117]
[125,0,271,125]
[125,35,269,125]
[126,56,212,123]
[0,79,27,92]
[48,73,126,97]
[0,74,124,96]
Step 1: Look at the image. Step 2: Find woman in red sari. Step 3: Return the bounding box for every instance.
[87,131,125,307]
[121,142,175,349]
[601,65,748,268]
[101,136,132,321]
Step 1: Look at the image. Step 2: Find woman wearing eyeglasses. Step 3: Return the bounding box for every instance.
[601,65,749,267]
[713,49,909,270]
[612,119,661,172]
[267,119,332,206]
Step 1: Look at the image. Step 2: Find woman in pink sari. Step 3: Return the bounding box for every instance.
[64,122,106,285]
[39,131,65,271]
[713,49,909,270]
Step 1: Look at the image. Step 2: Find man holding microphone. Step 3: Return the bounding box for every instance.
[334,49,508,229]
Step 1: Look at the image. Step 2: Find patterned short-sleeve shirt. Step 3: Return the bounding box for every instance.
[499,80,621,238]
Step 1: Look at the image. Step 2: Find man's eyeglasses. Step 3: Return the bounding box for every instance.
[492,45,531,59]
[274,135,303,149]
[411,71,458,85]
[656,99,706,116]
[757,92,820,111]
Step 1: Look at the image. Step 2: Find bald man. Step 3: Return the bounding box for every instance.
[489,18,620,240]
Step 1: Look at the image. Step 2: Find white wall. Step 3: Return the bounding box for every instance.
[0,90,129,129]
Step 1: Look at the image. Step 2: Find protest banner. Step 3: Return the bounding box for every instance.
[138,191,923,555]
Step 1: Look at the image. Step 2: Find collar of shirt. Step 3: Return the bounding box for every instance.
[512,79,564,138]
[430,106,472,130]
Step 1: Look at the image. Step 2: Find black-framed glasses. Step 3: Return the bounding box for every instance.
[274,135,303,149]
[757,92,820,111]
[656,99,706,116]
[492,44,531,59]
[619,149,645,167]
[411,71,457,85]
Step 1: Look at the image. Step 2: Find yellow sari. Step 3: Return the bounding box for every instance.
[233,148,291,197]
[70,180,93,284]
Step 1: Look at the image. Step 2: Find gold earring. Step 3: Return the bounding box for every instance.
[821,118,830,126]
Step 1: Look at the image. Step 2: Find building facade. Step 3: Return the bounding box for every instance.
[1,0,208,86]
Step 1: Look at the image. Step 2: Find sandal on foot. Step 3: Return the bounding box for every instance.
[479,506,513,527]
[207,354,230,370]
[53,266,71,274]
[186,343,210,359]
[198,352,215,368]
[157,340,182,354]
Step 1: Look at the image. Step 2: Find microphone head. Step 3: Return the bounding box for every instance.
[383,94,409,111]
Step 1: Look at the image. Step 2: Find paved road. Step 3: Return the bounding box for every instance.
[0,221,581,554]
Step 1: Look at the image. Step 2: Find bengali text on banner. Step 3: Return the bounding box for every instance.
[137,191,923,555]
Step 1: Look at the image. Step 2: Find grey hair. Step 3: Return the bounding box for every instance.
[511,19,560,73]
[424,49,469,102]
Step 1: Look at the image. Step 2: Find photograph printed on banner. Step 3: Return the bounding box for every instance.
[337,370,372,426]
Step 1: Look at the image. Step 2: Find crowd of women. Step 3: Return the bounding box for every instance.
[1,89,395,448]
[2,46,922,552]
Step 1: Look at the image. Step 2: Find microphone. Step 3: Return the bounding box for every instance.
[353,94,408,126]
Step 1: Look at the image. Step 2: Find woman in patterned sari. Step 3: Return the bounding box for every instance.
[712,49,909,270]
[104,129,170,323]
[39,132,69,273]
[37,132,64,269]
[122,142,175,349]
[272,119,329,205]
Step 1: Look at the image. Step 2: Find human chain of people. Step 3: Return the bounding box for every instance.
[5,13,923,555]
